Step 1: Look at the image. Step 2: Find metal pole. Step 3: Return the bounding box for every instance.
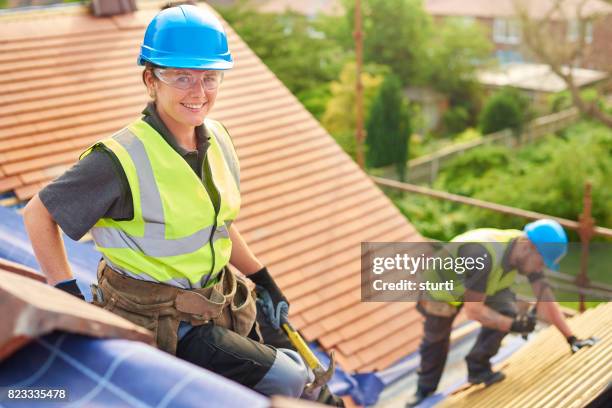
[354,0,365,168]
[577,182,594,312]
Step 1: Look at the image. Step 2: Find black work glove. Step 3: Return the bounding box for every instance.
[567,335,596,353]
[510,313,536,334]
[54,278,85,300]
[250,267,289,330]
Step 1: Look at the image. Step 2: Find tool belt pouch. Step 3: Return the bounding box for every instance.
[93,261,181,353]
[417,291,458,317]
[92,261,257,354]
[228,273,258,337]
[195,268,257,338]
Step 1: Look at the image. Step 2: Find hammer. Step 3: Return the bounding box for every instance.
[281,317,336,391]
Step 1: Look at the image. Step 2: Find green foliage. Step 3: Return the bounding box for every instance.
[479,87,530,134]
[365,73,411,180]
[393,121,612,241]
[434,145,511,196]
[218,2,347,105]
[343,0,431,86]
[221,0,491,143]
[321,61,386,147]
[341,1,491,132]
[332,131,358,160]
[442,106,470,135]
[475,123,612,234]
[320,61,385,159]
[428,20,491,127]
[298,83,331,120]
[549,87,611,115]
[453,128,482,143]
[427,18,492,98]
[394,194,472,240]
[549,91,572,113]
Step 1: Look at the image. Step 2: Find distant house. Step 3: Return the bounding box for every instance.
[477,63,610,110]
[424,0,612,71]
[404,87,449,134]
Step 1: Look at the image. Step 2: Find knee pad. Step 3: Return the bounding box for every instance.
[276,348,309,397]
[254,348,309,397]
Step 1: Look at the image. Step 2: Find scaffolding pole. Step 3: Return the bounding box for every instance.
[354,0,365,168]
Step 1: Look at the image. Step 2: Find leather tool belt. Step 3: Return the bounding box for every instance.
[417,290,460,317]
[92,260,257,354]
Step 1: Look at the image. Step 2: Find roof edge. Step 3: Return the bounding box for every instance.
[0,0,166,21]
[0,257,46,283]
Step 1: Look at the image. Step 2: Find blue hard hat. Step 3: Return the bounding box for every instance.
[138,5,233,70]
[524,219,568,271]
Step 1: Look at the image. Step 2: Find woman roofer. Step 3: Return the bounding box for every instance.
[23,5,341,404]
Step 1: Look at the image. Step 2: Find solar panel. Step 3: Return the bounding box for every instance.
[0,332,268,408]
[0,205,99,300]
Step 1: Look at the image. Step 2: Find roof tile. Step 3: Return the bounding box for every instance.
[337,309,422,355]
[15,182,44,201]
[0,266,153,362]
[0,175,22,193]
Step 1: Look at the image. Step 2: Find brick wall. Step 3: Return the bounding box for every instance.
[467,15,611,71]
[584,14,612,70]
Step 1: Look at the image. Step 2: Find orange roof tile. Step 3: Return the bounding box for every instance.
[0,2,425,372]
[0,260,153,361]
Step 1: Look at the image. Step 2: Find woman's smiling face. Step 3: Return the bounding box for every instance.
[146,68,221,132]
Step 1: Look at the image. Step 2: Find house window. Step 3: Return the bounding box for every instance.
[568,20,593,44]
[496,50,524,64]
[493,18,521,44]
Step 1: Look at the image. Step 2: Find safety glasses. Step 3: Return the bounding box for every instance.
[153,68,224,91]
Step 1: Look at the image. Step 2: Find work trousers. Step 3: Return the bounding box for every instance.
[416,289,518,394]
[176,303,307,398]
[176,302,345,406]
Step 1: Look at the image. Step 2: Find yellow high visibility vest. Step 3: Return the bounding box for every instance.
[426,228,523,305]
[82,118,240,289]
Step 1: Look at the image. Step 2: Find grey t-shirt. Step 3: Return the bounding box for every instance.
[39,103,210,241]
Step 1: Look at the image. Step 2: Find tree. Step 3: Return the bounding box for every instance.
[321,61,387,157]
[427,17,493,126]
[218,1,348,107]
[514,0,612,127]
[395,120,612,240]
[442,106,471,135]
[427,18,493,95]
[479,87,529,134]
[365,73,412,180]
[343,0,432,86]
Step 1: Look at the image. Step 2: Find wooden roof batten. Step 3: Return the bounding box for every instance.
[441,302,612,408]
[0,1,426,373]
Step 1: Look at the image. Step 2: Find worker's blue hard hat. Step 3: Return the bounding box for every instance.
[138,5,233,70]
[524,219,568,271]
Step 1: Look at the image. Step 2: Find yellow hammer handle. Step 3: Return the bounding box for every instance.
[282,323,320,370]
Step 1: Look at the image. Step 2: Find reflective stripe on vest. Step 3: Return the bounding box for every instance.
[84,118,241,289]
[426,229,523,304]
